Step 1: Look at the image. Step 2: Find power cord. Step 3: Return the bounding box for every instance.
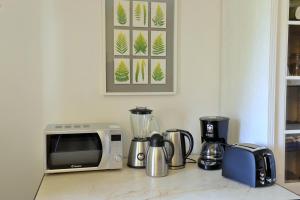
[186,157,197,163]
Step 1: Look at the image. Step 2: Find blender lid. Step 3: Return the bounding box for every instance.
[130,107,152,114]
[199,116,229,122]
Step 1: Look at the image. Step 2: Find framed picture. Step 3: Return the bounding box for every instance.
[102,0,177,95]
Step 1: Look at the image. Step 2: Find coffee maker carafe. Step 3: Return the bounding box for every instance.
[127,107,159,168]
[198,116,229,170]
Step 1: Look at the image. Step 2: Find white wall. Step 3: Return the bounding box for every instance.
[0,0,44,199]
[42,0,222,154]
[220,0,272,145]
[0,0,275,198]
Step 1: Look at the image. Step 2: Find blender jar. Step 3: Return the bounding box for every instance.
[129,107,159,139]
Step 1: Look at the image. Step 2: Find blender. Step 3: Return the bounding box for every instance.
[127,107,159,168]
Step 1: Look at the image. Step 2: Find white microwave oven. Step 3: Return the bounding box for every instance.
[44,123,123,173]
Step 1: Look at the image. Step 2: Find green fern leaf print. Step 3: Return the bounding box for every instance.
[135,3,142,21]
[115,60,129,82]
[117,2,127,25]
[135,61,140,82]
[152,34,165,55]
[134,33,147,54]
[152,62,164,81]
[152,4,165,27]
[143,4,147,25]
[115,32,128,54]
[141,60,146,81]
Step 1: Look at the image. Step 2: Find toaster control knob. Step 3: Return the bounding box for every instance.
[115,155,122,162]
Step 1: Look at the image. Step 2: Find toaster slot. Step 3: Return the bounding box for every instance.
[239,144,259,149]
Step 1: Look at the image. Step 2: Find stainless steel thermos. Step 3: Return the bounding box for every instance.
[146,134,174,177]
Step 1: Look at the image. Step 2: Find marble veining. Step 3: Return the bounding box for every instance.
[36,159,299,200]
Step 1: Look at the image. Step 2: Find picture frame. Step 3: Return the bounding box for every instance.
[102,0,177,95]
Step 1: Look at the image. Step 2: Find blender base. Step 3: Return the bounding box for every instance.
[127,138,150,168]
[127,164,146,169]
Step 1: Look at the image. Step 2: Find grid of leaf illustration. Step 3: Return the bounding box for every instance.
[113,0,167,85]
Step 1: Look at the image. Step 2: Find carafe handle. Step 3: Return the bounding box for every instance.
[179,129,194,160]
[163,140,174,163]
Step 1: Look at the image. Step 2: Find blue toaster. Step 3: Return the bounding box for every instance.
[222,143,276,187]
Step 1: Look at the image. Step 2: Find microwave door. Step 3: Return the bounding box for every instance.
[47,133,103,170]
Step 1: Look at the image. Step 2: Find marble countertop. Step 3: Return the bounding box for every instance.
[36,159,299,200]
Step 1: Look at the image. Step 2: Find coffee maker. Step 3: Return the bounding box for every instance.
[127,107,159,168]
[198,116,229,170]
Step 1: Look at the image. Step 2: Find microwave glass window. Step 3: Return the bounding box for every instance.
[47,133,102,169]
[285,134,300,182]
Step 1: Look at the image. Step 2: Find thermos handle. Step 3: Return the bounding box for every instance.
[179,129,194,160]
[163,140,174,163]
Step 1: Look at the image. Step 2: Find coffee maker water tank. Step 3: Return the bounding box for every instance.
[200,116,229,143]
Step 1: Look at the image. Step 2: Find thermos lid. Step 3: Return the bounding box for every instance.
[199,116,229,122]
[150,134,164,147]
[130,107,152,115]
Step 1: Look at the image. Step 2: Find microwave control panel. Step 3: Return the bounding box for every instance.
[108,130,123,169]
